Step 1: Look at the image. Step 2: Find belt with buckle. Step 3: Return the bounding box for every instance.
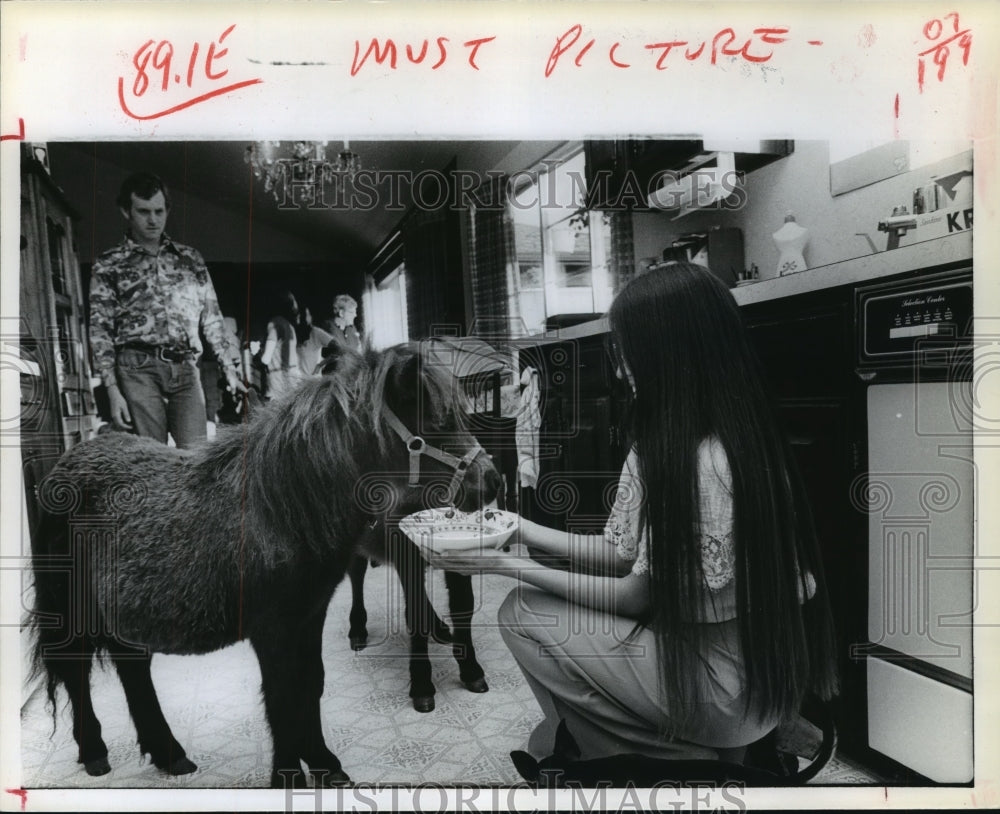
[120,342,194,363]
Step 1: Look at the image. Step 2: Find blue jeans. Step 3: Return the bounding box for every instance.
[116,347,207,448]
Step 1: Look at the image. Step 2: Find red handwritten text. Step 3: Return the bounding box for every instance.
[0,117,25,141]
[5,788,27,811]
[350,36,496,76]
[118,24,262,120]
[545,23,802,76]
[917,12,971,92]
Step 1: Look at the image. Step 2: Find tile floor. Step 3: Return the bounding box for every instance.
[19,567,879,789]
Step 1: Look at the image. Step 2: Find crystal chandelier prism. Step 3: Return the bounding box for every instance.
[244,140,362,206]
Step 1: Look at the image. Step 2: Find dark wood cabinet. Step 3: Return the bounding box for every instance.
[742,289,869,760]
[522,334,629,533]
[584,139,793,211]
[584,139,702,210]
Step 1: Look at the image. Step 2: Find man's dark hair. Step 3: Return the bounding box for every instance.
[116,172,172,211]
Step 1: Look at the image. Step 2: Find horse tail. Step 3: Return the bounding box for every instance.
[28,502,101,722]
[28,506,67,719]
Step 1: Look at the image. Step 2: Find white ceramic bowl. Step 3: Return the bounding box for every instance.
[400,507,519,554]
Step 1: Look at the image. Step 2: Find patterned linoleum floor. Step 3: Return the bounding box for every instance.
[19,567,879,788]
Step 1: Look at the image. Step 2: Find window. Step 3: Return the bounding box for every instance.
[363,263,409,349]
[509,146,614,334]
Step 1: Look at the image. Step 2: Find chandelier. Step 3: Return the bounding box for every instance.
[244,141,362,206]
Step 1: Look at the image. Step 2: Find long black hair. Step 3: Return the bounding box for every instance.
[270,291,300,369]
[607,263,838,727]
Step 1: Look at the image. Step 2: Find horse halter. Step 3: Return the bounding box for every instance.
[382,406,488,505]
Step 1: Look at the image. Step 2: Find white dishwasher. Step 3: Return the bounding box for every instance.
[856,269,974,784]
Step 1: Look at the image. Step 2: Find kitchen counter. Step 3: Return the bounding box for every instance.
[530,230,973,344]
[731,230,973,306]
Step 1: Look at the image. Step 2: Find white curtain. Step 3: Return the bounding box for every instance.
[362,267,409,350]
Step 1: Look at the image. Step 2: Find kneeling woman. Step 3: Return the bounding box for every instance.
[429,263,838,762]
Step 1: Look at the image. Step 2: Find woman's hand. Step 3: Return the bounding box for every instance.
[424,545,525,577]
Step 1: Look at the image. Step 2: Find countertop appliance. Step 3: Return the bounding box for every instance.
[855,268,974,783]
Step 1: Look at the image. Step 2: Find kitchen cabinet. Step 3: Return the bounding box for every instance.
[741,289,869,763]
[584,138,793,211]
[584,139,701,209]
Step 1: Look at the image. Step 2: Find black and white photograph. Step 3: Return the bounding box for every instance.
[2,3,998,812]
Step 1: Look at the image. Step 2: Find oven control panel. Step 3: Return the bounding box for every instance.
[858,272,972,361]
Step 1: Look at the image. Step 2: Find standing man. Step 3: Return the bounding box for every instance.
[89,172,245,448]
[324,294,362,351]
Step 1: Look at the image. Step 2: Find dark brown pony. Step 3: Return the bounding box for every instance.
[30,343,499,787]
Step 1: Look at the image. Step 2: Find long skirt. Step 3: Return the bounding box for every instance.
[498,586,778,761]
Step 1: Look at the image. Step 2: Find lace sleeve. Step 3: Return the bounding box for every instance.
[701,532,735,590]
[698,438,735,591]
[604,442,736,585]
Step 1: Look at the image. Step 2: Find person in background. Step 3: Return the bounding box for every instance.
[259,290,304,400]
[89,172,245,448]
[324,293,362,351]
[428,263,838,764]
[215,316,256,424]
[220,316,245,375]
[296,305,335,377]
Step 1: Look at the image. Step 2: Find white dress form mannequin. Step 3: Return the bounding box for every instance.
[772,212,809,276]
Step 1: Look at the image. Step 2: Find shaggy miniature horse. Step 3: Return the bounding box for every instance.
[30,343,500,788]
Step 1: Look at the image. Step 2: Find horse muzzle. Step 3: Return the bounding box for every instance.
[452,451,501,513]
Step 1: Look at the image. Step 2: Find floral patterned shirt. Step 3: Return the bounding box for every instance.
[604,438,738,622]
[89,233,236,388]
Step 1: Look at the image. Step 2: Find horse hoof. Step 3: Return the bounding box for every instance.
[84,756,111,776]
[412,695,435,713]
[167,756,198,775]
[350,636,368,651]
[463,677,489,694]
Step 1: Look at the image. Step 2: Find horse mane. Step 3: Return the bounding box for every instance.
[190,342,464,562]
[320,340,468,442]
[360,342,469,441]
